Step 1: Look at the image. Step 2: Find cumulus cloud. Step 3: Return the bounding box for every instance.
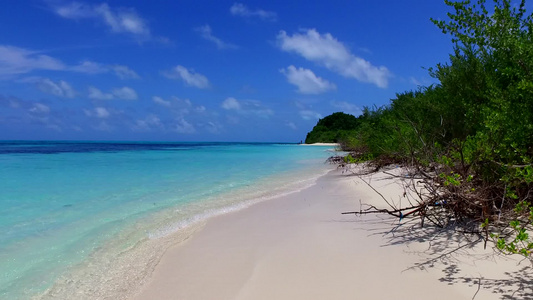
[53,1,93,18]
[134,114,163,131]
[0,95,67,131]
[277,29,391,88]
[152,95,206,117]
[22,77,76,98]
[152,96,171,107]
[84,106,110,118]
[0,45,65,77]
[94,107,110,118]
[221,97,273,118]
[230,3,277,21]
[246,100,274,118]
[331,100,362,116]
[50,2,150,38]
[72,61,139,79]
[112,86,137,100]
[221,97,241,110]
[0,95,21,109]
[0,45,139,79]
[299,110,322,120]
[92,120,113,131]
[204,121,222,134]
[88,86,114,100]
[287,122,297,130]
[71,60,108,74]
[173,118,196,134]
[162,65,210,89]
[112,65,140,79]
[195,25,238,50]
[88,86,137,100]
[280,65,336,94]
[40,79,76,98]
[96,4,149,36]
[29,103,51,114]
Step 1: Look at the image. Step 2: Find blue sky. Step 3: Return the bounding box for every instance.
[0,0,477,141]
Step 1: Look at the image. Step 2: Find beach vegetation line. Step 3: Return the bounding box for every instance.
[313,0,533,259]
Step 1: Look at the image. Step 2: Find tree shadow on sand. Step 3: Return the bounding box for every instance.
[439,264,533,300]
[353,215,532,300]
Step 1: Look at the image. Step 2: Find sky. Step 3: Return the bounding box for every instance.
[0,0,493,142]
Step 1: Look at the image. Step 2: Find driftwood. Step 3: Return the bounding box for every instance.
[335,158,533,261]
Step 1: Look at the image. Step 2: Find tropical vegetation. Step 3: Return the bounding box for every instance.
[308,0,533,258]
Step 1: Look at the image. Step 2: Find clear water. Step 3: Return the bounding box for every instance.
[0,141,336,299]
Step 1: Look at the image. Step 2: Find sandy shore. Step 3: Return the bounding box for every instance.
[300,143,340,146]
[134,167,529,300]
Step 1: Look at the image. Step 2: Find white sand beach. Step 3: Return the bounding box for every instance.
[134,167,530,300]
[301,143,340,146]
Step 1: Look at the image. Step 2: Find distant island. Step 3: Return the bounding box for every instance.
[304,112,359,146]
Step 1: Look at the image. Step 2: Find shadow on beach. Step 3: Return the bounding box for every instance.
[354,215,533,300]
[333,168,533,299]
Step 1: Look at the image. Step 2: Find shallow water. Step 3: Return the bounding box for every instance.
[0,141,336,299]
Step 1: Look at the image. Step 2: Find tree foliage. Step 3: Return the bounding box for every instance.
[305,112,360,144]
[325,0,533,258]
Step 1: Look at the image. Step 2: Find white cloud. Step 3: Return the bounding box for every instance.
[54,2,93,18]
[280,65,336,94]
[204,121,222,134]
[23,77,76,98]
[331,101,362,116]
[221,97,273,119]
[94,107,110,118]
[226,115,239,124]
[84,106,110,118]
[246,100,273,118]
[180,98,192,107]
[72,61,139,79]
[152,96,204,115]
[162,65,210,89]
[0,45,138,79]
[93,121,113,131]
[221,97,241,110]
[51,2,150,38]
[152,96,171,107]
[230,3,277,21]
[112,65,140,79]
[134,114,163,131]
[409,77,421,86]
[88,86,137,100]
[71,60,108,74]
[88,86,114,100]
[173,118,196,134]
[277,29,391,88]
[287,122,297,130]
[97,4,149,36]
[299,110,322,120]
[71,61,139,79]
[29,103,51,114]
[195,25,238,50]
[0,45,65,77]
[112,86,137,100]
[42,79,75,98]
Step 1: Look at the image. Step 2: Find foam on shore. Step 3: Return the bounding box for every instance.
[133,166,528,300]
[36,161,335,300]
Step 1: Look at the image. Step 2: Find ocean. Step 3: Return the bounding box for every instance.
[0,141,337,299]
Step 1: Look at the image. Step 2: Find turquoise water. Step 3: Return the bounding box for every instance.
[0,141,336,299]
